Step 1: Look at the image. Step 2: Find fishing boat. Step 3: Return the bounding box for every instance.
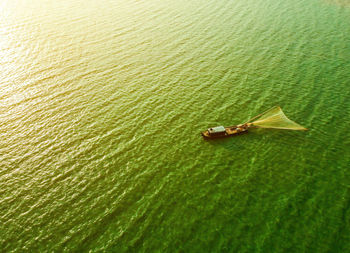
[201,106,307,139]
[201,124,251,139]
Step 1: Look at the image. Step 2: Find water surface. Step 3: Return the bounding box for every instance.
[1,0,350,251]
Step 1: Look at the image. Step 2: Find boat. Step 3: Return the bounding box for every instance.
[201,106,307,139]
[201,124,251,139]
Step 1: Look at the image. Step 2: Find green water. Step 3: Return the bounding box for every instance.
[1,0,350,251]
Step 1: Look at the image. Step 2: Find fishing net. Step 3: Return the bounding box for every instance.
[249,106,307,130]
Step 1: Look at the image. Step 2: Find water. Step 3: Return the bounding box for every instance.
[1,0,350,251]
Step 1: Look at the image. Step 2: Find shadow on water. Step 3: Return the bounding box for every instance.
[203,129,264,150]
[323,0,350,8]
[203,127,311,154]
[203,132,251,149]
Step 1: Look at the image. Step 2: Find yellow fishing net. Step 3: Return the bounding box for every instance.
[248,106,307,130]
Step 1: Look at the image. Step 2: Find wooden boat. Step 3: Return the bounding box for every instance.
[201,124,250,139]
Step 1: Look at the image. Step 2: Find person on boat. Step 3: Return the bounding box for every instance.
[241,123,249,130]
[236,124,244,131]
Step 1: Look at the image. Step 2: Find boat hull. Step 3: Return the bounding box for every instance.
[201,125,248,139]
